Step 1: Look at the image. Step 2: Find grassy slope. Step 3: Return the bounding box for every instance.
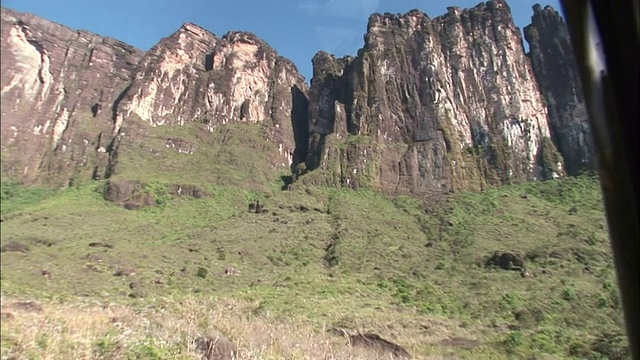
[0,122,629,359]
[110,120,289,193]
[0,175,628,359]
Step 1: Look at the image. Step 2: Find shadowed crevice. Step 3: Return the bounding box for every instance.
[290,85,309,168]
[111,84,132,122]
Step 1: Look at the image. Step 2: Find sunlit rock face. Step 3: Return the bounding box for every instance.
[1,7,142,184]
[1,8,309,185]
[1,2,590,191]
[524,4,595,176]
[302,0,566,194]
[114,24,309,169]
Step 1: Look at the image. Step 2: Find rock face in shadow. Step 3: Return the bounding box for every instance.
[300,1,567,194]
[524,4,595,175]
[0,7,143,185]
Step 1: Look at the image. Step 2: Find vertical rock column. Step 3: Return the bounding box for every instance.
[524,4,595,175]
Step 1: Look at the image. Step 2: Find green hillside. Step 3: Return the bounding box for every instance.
[0,154,629,359]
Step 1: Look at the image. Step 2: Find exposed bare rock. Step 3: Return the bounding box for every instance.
[0,7,143,185]
[88,242,114,249]
[1,8,309,185]
[193,334,237,360]
[0,241,30,253]
[5,300,43,312]
[101,179,156,209]
[112,25,309,170]
[300,1,565,194]
[1,3,592,193]
[103,179,143,202]
[332,328,411,359]
[349,333,412,358]
[123,192,156,210]
[113,268,136,277]
[224,267,240,276]
[524,4,595,175]
[485,250,526,271]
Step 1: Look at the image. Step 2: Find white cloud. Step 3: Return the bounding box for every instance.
[298,0,380,18]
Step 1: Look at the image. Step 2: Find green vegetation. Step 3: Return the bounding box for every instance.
[0,117,628,359]
[0,170,629,358]
[297,133,381,190]
[538,136,564,179]
[1,179,55,216]
[110,120,290,193]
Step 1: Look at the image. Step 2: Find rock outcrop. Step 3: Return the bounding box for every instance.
[1,7,308,186]
[1,2,592,194]
[0,7,143,185]
[111,24,308,172]
[299,1,565,194]
[524,4,595,175]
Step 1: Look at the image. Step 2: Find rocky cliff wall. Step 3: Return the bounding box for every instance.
[524,4,595,175]
[1,7,143,185]
[1,8,308,186]
[300,0,567,194]
[112,24,309,170]
[1,2,593,193]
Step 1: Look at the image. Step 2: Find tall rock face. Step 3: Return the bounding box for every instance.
[0,7,143,185]
[1,2,591,192]
[112,24,309,172]
[300,0,564,195]
[1,8,309,186]
[524,4,595,175]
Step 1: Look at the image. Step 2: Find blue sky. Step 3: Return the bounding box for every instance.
[3,0,561,81]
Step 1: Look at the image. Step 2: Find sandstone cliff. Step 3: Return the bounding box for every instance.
[111,24,308,174]
[1,7,143,185]
[1,8,308,187]
[299,0,566,194]
[524,4,595,175]
[1,2,592,194]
